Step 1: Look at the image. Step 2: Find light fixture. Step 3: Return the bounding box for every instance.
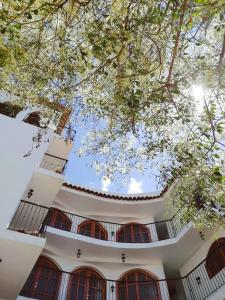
[111,231,114,236]
[27,189,34,198]
[121,253,125,263]
[111,284,115,293]
[196,276,201,285]
[77,249,81,259]
[199,232,204,240]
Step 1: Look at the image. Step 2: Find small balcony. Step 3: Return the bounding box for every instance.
[17,242,225,300]
[40,153,68,174]
[9,201,184,244]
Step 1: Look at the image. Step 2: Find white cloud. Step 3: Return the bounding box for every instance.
[101,176,111,192]
[127,178,143,194]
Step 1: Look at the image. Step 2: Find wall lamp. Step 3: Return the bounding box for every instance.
[77,249,81,259]
[199,232,205,240]
[27,189,34,198]
[196,276,201,285]
[111,284,115,293]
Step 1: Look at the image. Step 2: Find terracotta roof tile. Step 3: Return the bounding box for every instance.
[62,183,168,201]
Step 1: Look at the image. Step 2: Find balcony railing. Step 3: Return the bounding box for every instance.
[8,201,185,243]
[40,153,68,174]
[19,244,225,300]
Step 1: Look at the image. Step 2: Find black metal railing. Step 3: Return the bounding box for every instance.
[19,244,225,300]
[40,153,68,174]
[182,247,225,300]
[8,201,185,243]
[20,269,186,300]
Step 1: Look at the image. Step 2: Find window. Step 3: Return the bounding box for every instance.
[116,223,151,243]
[117,270,161,300]
[23,111,42,127]
[67,268,106,300]
[77,220,108,240]
[0,101,21,118]
[205,238,225,279]
[43,208,72,232]
[20,256,61,300]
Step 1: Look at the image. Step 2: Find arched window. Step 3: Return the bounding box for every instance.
[0,101,21,118]
[205,238,225,279]
[23,111,42,127]
[21,256,61,300]
[67,268,106,300]
[116,223,151,243]
[117,270,161,300]
[43,208,72,232]
[77,220,108,240]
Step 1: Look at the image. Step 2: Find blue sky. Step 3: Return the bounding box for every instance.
[64,126,160,194]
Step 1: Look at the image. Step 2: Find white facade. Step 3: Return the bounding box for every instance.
[0,105,224,300]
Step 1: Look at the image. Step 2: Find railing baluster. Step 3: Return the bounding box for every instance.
[40,153,68,174]
[8,201,190,246]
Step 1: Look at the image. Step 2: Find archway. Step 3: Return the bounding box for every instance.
[117,269,161,300]
[23,111,42,127]
[21,256,61,300]
[205,238,225,278]
[116,223,151,243]
[0,101,21,118]
[43,208,72,232]
[77,220,108,240]
[67,267,106,300]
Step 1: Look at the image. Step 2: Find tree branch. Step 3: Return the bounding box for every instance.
[218,32,225,86]
[166,0,188,84]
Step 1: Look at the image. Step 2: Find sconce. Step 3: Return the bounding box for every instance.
[121,253,125,263]
[77,249,81,259]
[27,189,34,198]
[199,232,204,240]
[196,276,201,285]
[111,284,115,293]
[111,231,114,237]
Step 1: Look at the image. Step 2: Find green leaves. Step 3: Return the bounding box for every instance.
[0,0,225,228]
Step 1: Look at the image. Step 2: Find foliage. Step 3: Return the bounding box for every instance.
[0,0,225,228]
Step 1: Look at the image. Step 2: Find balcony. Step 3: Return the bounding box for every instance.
[18,243,225,300]
[9,201,184,244]
[40,153,68,174]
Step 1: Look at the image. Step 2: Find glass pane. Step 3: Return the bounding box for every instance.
[46,279,55,295]
[128,284,137,300]
[35,277,45,294]
[77,286,85,299]
[118,285,127,300]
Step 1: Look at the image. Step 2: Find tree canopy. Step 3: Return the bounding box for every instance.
[0,0,225,228]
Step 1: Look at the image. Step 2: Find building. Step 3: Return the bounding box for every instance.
[0,101,224,300]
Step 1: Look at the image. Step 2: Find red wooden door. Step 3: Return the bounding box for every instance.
[21,256,61,300]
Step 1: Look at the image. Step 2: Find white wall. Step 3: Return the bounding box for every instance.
[0,114,51,230]
[0,114,51,299]
[0,230,45,300]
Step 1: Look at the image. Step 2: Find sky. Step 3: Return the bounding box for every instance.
[64,126,160,195]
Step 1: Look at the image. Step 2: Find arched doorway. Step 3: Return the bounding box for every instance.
[43,208,72,232]
[67,268,106,300]
[205,238,225,278]
[21,256,61,300]
[117,269,161,300]
[116,223,151,243]
[0,101,22,118]
[77,220,108,240]
[23,111,42,127]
